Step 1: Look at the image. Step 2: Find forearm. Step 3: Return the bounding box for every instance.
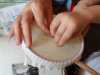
[73,5,100,24]
[77,0,100,7]
[87,5,100,23]
[73,0,100,24]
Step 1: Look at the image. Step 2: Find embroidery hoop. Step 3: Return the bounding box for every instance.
[22,26,99,75]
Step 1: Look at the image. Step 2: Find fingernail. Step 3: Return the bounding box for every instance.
[58,41,63,46]
[51,32,54,37]
[58,43,62,46]
[54,36,59,43]
[51,35,54,38]
[16,38,22,45]
[26,42,32,48]
[50,33,53,37]
[16,38,22,46]
[16,41,20,45]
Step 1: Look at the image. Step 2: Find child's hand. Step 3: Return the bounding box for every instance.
[50,12,92,46]
[10,0,53,48]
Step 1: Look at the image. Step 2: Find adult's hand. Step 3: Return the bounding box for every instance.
[10,0,53,48]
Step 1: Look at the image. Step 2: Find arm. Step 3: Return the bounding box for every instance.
[49,0,100,46]
[73,0,100,24]
[77,0,100,7]
[88,5,100,23]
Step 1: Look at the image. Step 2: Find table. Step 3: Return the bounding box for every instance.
[0,1,26,75]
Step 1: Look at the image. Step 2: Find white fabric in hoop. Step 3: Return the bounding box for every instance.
[22,26,84,75]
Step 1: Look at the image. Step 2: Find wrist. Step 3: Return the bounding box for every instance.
[72,8,94,24]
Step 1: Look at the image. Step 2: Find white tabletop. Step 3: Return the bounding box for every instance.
[0,34,25,75]
[0,3,27,75]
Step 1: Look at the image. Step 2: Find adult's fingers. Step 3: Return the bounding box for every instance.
[46,8,53,31]
[45,1,53,29]
[31,3,49,34]
[50,16,60,36]
[21,13,33,48]
[13,15,22,45]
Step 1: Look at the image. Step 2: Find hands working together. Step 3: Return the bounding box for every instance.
[10,0,53,47]
[10,0,100,48]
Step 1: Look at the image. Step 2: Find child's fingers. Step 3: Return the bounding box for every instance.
[21,16,32,48]
[54,24,66,43]
[58,27,75,46]
[13,16,22,45]
[50,16,60,36]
